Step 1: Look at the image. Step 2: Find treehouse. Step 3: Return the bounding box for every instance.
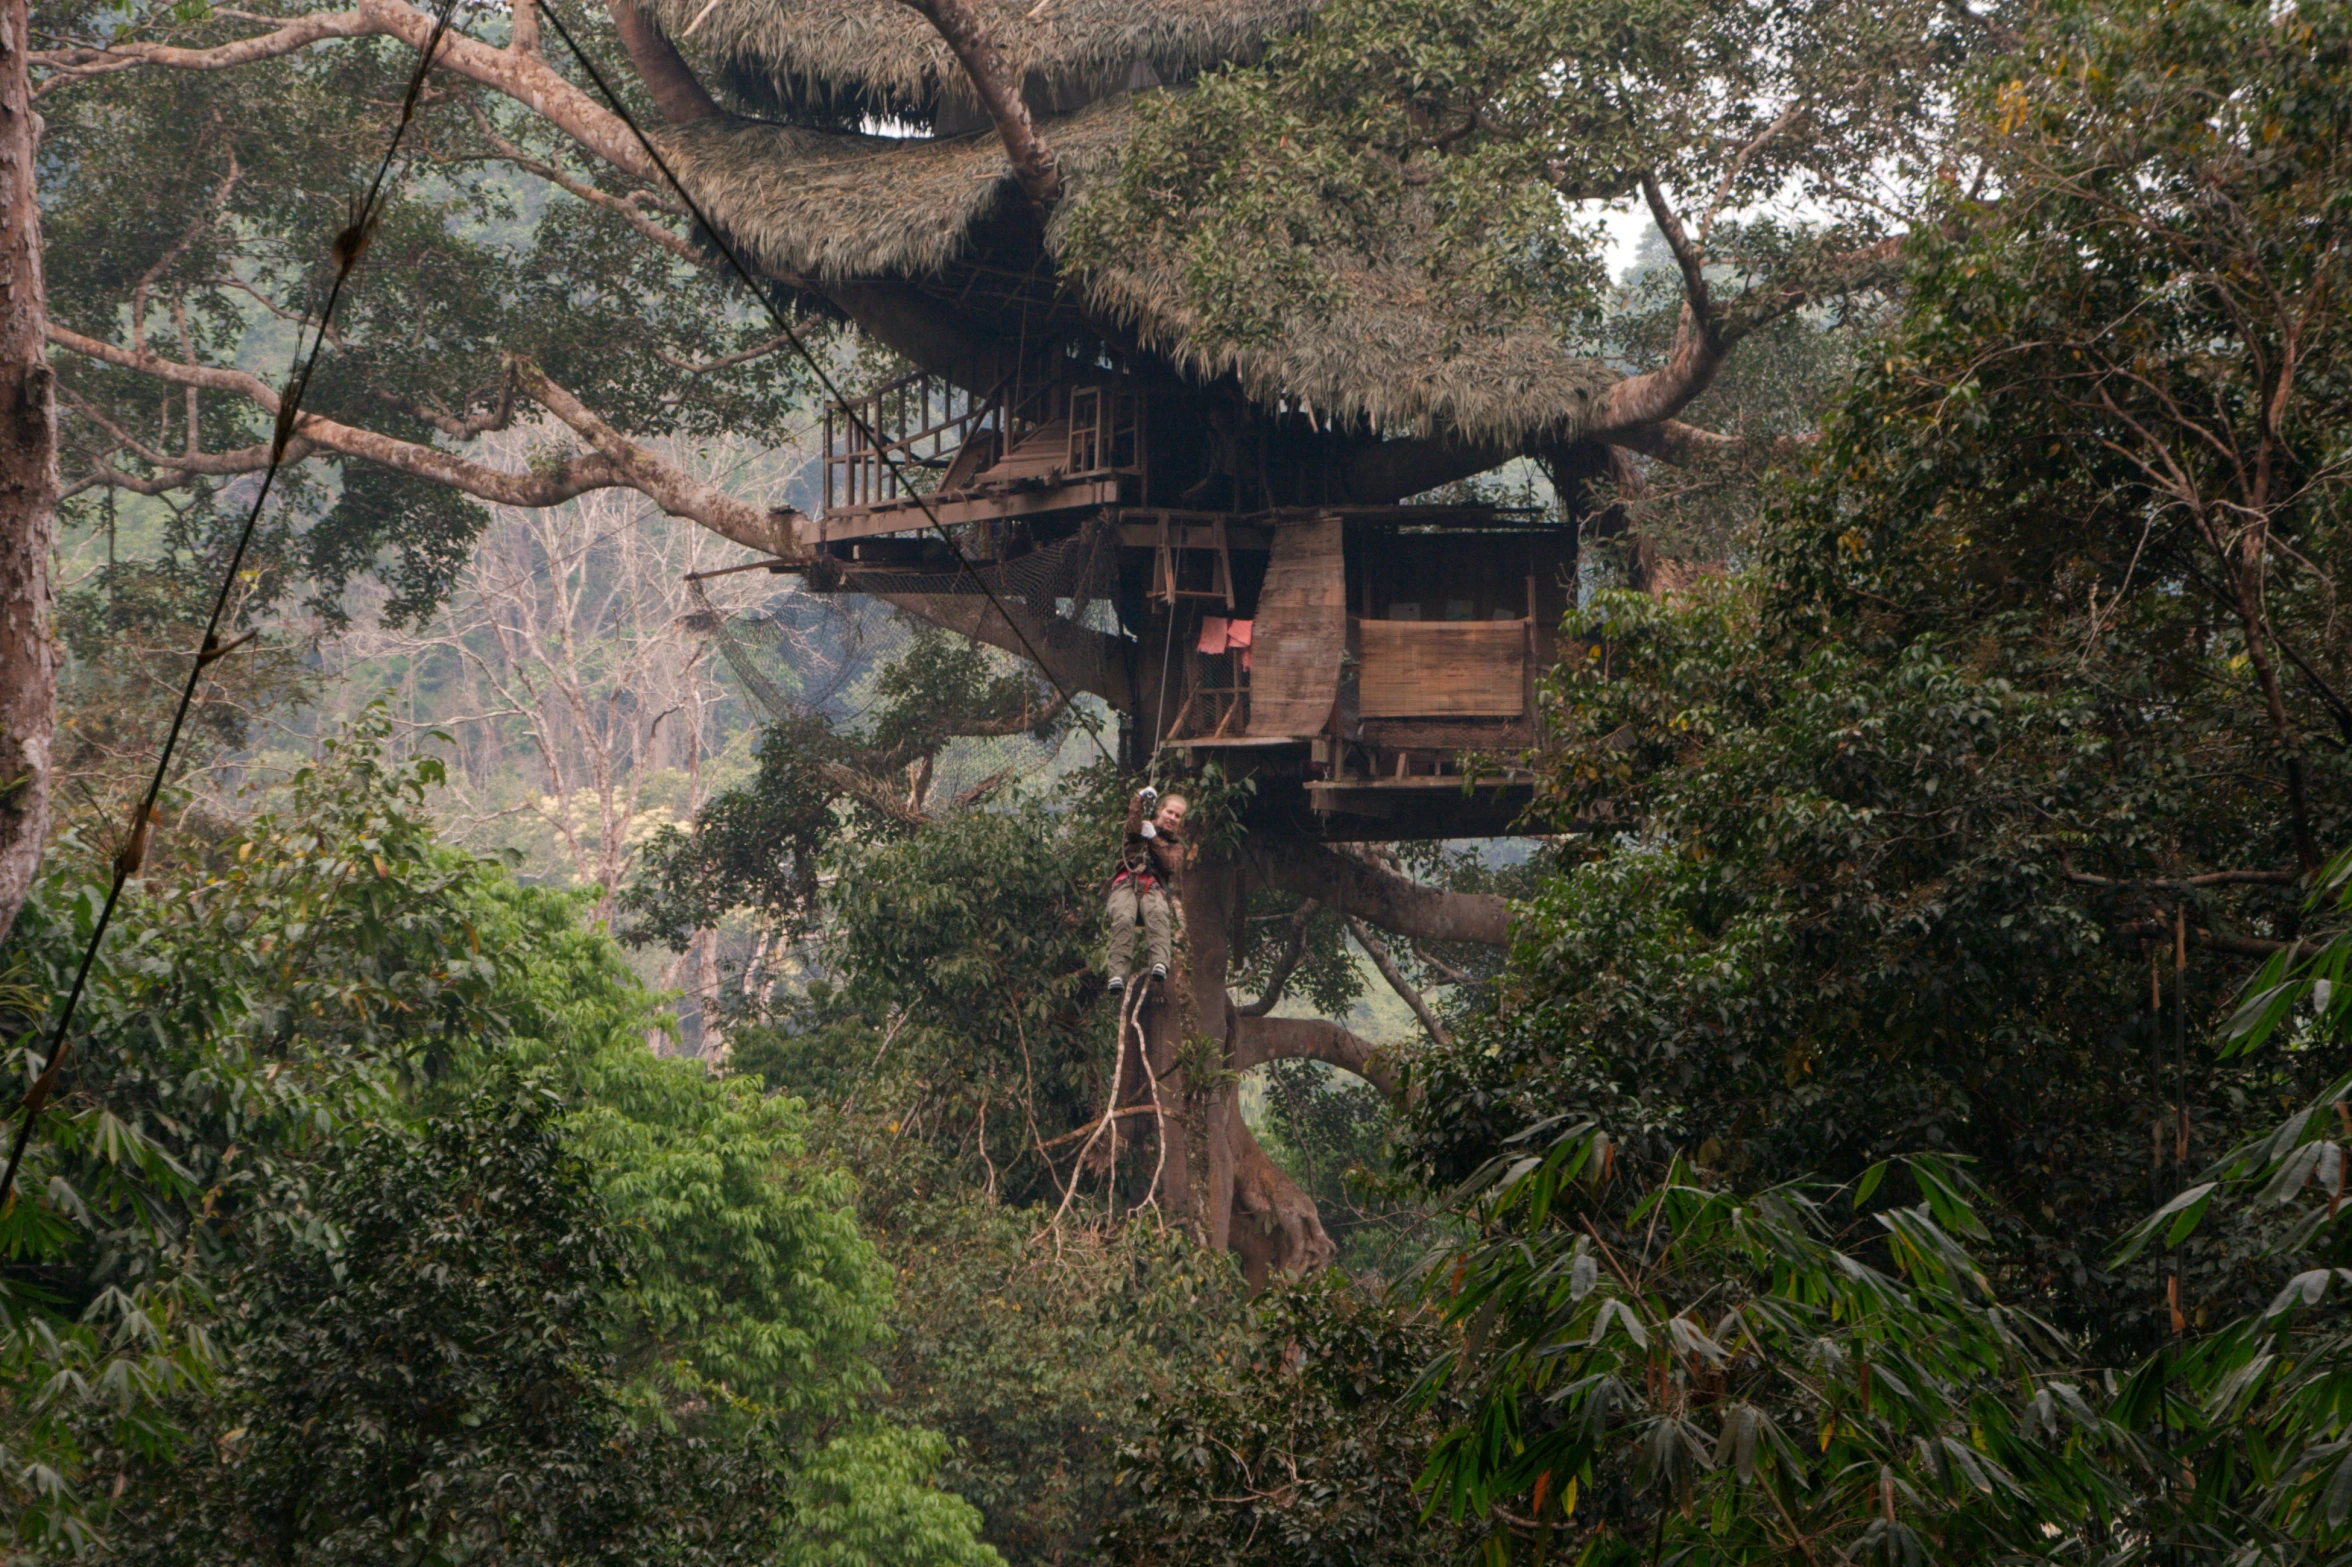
[643,0,1636,839]
[791,347,1573,836]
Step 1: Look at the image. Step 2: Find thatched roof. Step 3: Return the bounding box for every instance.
[663,98,1133,280]
[645,0,1315,126]
[660,99,1624,447]
[1076,242,1624,448]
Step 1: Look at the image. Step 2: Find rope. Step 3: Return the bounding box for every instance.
[533,0,1116,769]
[1131,983,1168,1217]
[0,0,465,1210]
[1050,979,1137,1237]
[1154,585,1179,752]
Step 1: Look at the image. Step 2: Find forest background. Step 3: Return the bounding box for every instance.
[8,0,2352,1564]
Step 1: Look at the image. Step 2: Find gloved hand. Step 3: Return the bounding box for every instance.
[1138,786,1159,805]
[1140,822,1158,840]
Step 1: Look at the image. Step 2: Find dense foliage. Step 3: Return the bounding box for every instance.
[1108,0,2352,1560]
[35,0,822,793]
[1064,0,1964,356]
[0,726,995,1565]
[1101,1275,1471,1567]
[22,0,2352,1563]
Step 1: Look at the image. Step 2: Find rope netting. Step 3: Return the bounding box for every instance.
[688,559,1083,806]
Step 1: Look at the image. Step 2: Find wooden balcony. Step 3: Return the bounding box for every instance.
[819,369,1146,543]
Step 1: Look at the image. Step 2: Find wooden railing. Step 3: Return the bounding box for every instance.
[821,369,1004,516]
[821,365,1148,520]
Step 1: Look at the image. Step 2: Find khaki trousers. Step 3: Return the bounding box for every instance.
[1104,879,1173,979]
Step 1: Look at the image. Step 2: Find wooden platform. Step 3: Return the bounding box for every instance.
[817,477,1124,541]
[1305,773,1537,823]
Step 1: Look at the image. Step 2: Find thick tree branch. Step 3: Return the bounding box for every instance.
[1642,172,1715,327]
[896,0,1060,209]
[1238,898,1318,1017]
[1589,169,1901,449]
[1587,175,1727,439]
[1248,838,1510,947]
[1346,916,1452,1047]
[599,0,718,124]
[35,0,658,181]
[512,360,794,552]
[47,323,795,552]
[1232,1015,1402,1101]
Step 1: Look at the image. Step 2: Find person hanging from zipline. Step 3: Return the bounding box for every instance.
[1105,786,1187,999]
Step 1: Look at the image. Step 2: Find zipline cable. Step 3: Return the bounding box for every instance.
[534,0,1117,768]
[0,0,466,1210]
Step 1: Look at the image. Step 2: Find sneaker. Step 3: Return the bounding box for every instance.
[1106,975,1126,997]
[1150,963,1168,981]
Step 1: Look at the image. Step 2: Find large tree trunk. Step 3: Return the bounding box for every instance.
[1225,1110,1335,1290]
[0,0,55,946]
[601,0,719,125]
[1180,845,1238,1248]
[1165,845,1338,1285]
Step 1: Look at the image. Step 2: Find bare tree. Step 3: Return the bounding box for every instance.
[322,427,793,919]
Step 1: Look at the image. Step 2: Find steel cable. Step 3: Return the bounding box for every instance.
[1,0,465,1208]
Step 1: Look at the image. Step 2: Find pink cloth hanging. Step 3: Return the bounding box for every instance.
[1197,616,1229,654]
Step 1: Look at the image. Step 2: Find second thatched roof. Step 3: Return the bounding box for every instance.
[661,98,1624,448]
[648,0,1315,126]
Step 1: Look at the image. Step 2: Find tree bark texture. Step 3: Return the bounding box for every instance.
[0,0,55,945]
[1231,1014,1401,1101]
[1225,1110,1335,1290]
